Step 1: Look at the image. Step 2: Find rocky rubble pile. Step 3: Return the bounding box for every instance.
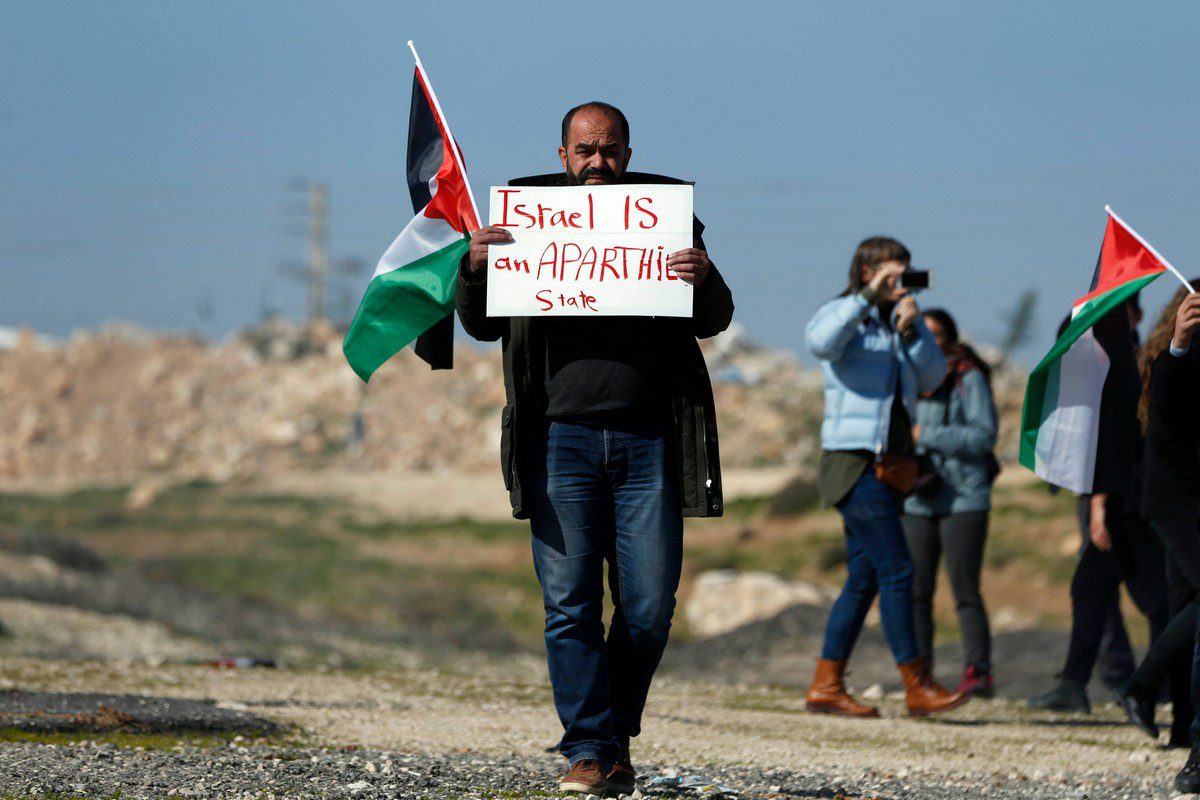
[0,320,504,484]
[0,320,1026,486]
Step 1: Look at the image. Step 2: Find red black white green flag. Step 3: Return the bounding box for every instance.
[1019,207,1184,492]
[343,43,480,381]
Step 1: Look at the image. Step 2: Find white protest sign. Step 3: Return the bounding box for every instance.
[485,184,694,317]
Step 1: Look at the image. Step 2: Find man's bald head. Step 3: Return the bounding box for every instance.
[558,101,633,186]
[560,101,629,148]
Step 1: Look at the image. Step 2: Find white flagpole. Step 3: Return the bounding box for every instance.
[1105,205,1194,294]
[407,40,481,230]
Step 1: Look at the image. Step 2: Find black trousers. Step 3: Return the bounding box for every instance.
[1062,502,1168,685]
[1074,497,1136,687]
[902,510,992,673]
[1128,518,1200,738]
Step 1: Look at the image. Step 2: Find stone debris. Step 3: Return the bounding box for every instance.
[0,319,1027,486]
[0,743,1177,800]
[683,570,834,637]
[646,768,739,795]
[861,683,885,700]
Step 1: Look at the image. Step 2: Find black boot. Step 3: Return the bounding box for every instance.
[1168,723,1192,750]
[1120,689,1159,740]
[1028,679,1090,713]
[1175,747,1200,793]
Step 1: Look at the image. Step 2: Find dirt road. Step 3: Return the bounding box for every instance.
[0,654,1184,799]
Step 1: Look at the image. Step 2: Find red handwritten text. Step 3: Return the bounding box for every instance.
[536,289,599,312]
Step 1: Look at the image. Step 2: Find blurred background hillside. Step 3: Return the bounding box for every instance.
[4,0,1197,698]
[0,320,1098,694]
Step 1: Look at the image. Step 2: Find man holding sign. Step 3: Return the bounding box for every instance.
[458,101,734,796]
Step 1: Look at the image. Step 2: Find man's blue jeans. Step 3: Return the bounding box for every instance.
[528,419,683,767]
[821,469,920,665]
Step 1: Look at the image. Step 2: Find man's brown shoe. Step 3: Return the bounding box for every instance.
[560,759,608,795]
[805,658,880,718]
[898,657,969,717]
[606,748,637,796]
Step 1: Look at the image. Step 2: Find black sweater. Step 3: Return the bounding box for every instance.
[1142,346,1200,521]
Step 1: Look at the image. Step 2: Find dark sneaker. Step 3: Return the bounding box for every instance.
[1175,747,1200,794]
[606,748,637,796]
[560,759,608,796]
[1120,690,1159,740]
[1028,679,1090,713]
[956,666,995,699]
[1167,732,1192,750]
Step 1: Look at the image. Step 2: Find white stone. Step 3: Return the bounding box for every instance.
[684,570,831,637]
[861,683,885,700]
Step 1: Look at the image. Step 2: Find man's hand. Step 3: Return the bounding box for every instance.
[667,248,710,287]
[1172,293,1200,351]
[1089,493,1112,551]
[894,296,919,333]
[912,424,922,442]
[468,226,514,275]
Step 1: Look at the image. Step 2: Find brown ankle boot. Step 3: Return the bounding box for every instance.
[805,658,879,717]
[898,657,969,717]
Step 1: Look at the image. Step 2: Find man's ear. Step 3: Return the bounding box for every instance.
[558,146,569,171]
[623,147,633,171]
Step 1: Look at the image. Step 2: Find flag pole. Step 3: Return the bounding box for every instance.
[407,40,482,230]
[1105,205,1194,294]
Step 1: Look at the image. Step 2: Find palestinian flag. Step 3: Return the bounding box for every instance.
[343,43,480,382]
[1019,207,1174,493]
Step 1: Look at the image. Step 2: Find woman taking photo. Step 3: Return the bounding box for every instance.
[901,309,998,698]
[804,237,968,718]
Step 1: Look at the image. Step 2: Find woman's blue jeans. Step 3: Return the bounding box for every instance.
[527,419,682,767]
[821,469,920,665]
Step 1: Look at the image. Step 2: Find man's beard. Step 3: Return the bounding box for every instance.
[566,165,619,185]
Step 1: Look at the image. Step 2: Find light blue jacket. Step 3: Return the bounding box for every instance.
[806,293,946,453]
[904,368,998,515]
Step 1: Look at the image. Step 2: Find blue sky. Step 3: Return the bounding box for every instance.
[3,1,1198,363]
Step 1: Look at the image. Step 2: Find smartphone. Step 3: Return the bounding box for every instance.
[899,269,931,290]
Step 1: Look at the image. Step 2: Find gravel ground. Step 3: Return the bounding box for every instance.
[0,742,1182,800]
[0,689,277,733]
[667,603,1082,700]
[0,656,1191,800]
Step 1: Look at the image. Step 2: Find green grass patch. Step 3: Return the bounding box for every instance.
[0,726,267,749]
[0,484,547,649]
[722,494,771,519]
[0,487,130,530]
[339,515,525,542]
[684,526,845,578]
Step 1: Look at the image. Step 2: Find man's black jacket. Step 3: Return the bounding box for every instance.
[456,171,735,519]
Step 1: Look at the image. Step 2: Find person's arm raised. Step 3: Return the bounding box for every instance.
[807,265,905,360]
[456,226,514,343]
[895,298,947,392]
[680,228,733,339]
